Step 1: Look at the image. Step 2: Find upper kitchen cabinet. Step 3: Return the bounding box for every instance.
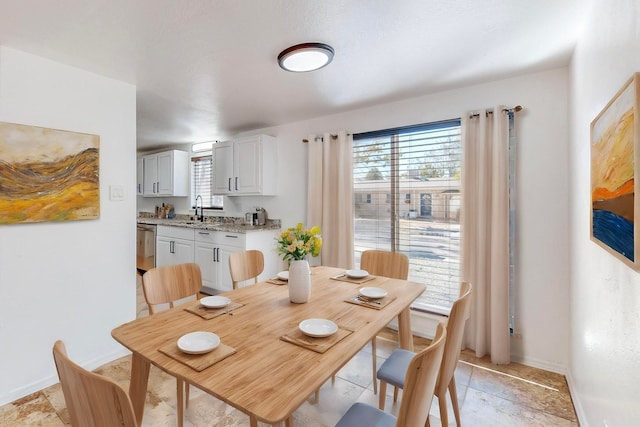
[142,150,189,197]
[136,157,144,195]
[212,134,277,196]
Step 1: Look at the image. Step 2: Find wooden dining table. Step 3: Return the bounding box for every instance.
[111,265,425,426]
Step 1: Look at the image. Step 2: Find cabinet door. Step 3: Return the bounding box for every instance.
[136,158,144,195]
[143,155,158,195]
[195,241,216,291]
[156,237,194,266]
[234,136,261,194]
[213,142,234,194]
[156,151,174,195]
[215,245,236,291]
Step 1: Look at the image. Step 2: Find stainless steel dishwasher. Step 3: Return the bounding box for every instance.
[136,223,156,273]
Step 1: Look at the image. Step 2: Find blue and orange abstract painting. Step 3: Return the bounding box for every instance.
[591,74,638,267]
[0,122,100,224]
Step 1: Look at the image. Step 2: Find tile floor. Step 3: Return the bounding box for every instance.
[0,278,578,426]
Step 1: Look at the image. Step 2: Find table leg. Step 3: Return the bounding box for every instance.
[177,379,184,427]
[129,353,150,426]
[250,415,258,427]
[284,416,294,427]
[397,308,414,351]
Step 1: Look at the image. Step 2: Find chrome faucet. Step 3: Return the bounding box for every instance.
[195,195,204,222]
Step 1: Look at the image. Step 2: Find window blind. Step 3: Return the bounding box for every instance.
[353,119,462,311]
[191,155,223,209]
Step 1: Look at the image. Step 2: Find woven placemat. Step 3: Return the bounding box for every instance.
[266,278,287,285]
[280,326,352,354]
[158,342,236,372]
[184,301,244,320]
[344,294,396,310]
[330,274,377,284]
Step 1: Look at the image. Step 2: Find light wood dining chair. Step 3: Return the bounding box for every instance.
[377,282,473,427]
[141,262,203,426]
[335,323,446,427]
[361,250,409,394]
[228,249,264,289]
[53,340,138,427]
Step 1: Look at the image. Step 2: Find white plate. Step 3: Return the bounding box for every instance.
[299,319,338,338]
[346,269,369,279]
[359,287,388,299]
[276,271,289,281]
[177,331,220,354]
[200,296,231,309]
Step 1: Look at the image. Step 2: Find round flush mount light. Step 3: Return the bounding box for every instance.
[277,42,334,72]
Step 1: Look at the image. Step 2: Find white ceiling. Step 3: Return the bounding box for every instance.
[0,1,589,150]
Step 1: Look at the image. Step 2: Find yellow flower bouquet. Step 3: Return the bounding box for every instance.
[275,223,322,263]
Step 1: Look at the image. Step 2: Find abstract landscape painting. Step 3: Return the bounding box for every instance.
[591,73,639,268]
[0,121,100,224]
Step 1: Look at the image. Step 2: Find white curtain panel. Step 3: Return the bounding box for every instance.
[307,131,354,269]
[461,108,510,364]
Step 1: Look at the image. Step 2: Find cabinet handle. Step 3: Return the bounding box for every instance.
[225,234,238,239]
[228,178,231,191]
[153,182,156,193]
[235,177,238,191]
[170,241,175,254]
[156,181,160,193]
[198,231,210,235]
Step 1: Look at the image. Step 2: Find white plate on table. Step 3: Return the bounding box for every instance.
[299,319,338,338]
[177,331,220,354]
[359,287,388,299]
[276,271,289,281]
[345,269,369,279]
[200,296,231,309]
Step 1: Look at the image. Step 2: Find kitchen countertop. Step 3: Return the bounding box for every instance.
[137,217,280,233]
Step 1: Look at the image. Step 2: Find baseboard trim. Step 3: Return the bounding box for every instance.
[565,368,588,427]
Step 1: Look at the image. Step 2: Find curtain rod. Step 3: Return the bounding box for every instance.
[469,105,523,118]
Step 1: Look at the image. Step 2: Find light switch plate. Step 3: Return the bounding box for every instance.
[110,185,125,201]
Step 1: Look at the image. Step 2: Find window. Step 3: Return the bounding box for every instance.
[353,119,462,312]
[191,155,223,210]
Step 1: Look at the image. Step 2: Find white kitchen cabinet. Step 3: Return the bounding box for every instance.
[211,142,234,194]
[136,157,144,195]
[142,150,189,197]
[195,231,245,293]
[156,226,195,267]
[212,134,277,196]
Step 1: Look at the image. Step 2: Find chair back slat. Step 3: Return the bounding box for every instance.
[435,282,472,396]
[53,341,137,427]
[395,323,447,427]
[229,250,264,289]
[142,263,202,314]
[360,250,409,280]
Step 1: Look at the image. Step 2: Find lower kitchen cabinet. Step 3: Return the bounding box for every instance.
[156,226,195,267]
[156,225,279,295]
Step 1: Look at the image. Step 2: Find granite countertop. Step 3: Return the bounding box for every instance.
[137,217,280,233]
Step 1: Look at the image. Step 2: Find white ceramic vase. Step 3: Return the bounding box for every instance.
[288,259,311,303]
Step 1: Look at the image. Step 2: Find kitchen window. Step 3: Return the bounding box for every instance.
[191,153,223,210]
[353,119,462,312]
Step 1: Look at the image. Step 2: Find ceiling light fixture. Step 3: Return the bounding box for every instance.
[277,42,334,72]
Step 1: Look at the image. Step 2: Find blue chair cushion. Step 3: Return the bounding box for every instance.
[376,348,414,388]
[335,402,396,427]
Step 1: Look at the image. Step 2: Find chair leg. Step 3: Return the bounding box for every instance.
[378,380,387,410]
[449,378,461,427]
[371,337,378,394]
[393,386,398,403]
[185,382,190,409]
[176,379,184,427]
[332,374,335,385]
[438,392,449,427]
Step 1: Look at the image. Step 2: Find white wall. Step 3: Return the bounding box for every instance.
[227,68,571,372]
[569,0,640,425]
[0,47,137,406]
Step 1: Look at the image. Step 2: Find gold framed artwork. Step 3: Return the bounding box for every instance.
[0,121,100,224]
[591,73,640,269]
